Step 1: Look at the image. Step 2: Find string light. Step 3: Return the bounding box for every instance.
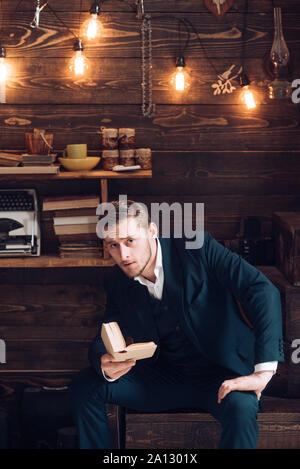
[69,39,89,76]
[170,56,190,92]
[0,46,8,103]
[0,47,7,83]
[83,1,103,40]
[239,72,256,110]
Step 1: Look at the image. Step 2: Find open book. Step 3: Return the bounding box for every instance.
[101,322,157,362]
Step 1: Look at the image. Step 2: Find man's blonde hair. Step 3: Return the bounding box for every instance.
[96,199,150,239]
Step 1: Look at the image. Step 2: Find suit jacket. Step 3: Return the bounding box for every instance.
[89,232,284,378]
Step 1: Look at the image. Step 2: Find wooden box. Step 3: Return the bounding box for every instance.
[273,212,300,286]
[125,397,300,449]
[260,266,300,398]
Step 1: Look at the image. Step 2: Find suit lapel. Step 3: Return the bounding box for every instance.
[124,237,185,345]
[159,236,185,320]
[126,274,159,344]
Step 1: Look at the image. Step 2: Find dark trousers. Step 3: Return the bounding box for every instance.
[70,361,259,449]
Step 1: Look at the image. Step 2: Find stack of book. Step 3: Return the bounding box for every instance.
[0,152,23,166]
[22,154,57,167]
[42,194,102,258]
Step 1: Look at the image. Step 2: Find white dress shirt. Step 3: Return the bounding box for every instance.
[102,238,277,381]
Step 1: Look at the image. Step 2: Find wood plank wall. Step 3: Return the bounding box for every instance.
[0,0,300,445]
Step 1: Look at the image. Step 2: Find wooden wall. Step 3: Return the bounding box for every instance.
[0,0,300,446]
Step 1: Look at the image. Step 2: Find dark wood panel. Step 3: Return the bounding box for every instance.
[5,57,279,105]
[0,104,299,151]
[0,267,106,285]
[5,1,299,13]
[1,340,89,371]
[135,194,300,220]
[1,11,298,58]
[110,151,300,196]
[0,327,97,340]
[0,284,105,305]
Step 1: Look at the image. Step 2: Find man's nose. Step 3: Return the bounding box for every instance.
[119,244,130,260]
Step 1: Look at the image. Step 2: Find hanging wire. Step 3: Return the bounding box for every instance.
[79,0,83,39]
[182,1,250,79]
[46,2,79,40]
[177,17,190,58]
[240,0,249,72]
[0,0,26,46]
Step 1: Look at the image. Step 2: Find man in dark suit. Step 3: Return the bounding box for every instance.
[71,199,284,449]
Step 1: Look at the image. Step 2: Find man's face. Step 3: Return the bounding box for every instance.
[103,217,156,278]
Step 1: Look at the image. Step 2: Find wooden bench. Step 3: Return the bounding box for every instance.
[107,397,300,449]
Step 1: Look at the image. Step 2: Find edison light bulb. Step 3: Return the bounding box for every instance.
[69,40,88,76]
[175,67,185,91]
[0,57,7,83]
[84,14,103,40]
[171,57,190,92]
[241,85,256,110]
[0,47,7,83]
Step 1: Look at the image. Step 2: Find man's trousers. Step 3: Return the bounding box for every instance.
[70,361,259,449]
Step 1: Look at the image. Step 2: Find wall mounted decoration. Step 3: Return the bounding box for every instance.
[204,0,234,20]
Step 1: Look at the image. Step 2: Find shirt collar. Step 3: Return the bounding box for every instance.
[134,237,162,284]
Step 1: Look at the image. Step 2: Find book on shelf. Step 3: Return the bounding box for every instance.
[59,250,102,258]
[42,194,100,211]
[0,166,59,174]
[21,154,56,166]
[101,322,157,362]
[53,215,99,226]
[57,233,99,242]
[0,152,23,166]
[54,223,98,235]
[42,207,98,219]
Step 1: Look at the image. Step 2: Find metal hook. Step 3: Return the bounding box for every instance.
[30,1,48,29]
[135,0,144,20]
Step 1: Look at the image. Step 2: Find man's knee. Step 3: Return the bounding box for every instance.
[70,367,106,413]
[222,391,258,424]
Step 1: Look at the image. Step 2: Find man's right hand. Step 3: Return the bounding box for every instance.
[101,353,136,380]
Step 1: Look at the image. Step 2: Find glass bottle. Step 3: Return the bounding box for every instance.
[269,7,291,99]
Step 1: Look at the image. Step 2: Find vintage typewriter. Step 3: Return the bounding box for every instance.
[0,189,40,256]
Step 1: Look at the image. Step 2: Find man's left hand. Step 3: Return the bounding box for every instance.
[217,370,274,404]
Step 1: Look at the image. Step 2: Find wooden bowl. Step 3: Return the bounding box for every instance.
[58,157,101,171]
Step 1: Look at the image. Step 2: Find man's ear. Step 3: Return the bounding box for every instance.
[149,222,158,239]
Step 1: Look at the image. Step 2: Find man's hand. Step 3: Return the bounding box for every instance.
[101,353,136,380]
[217,370,274,404]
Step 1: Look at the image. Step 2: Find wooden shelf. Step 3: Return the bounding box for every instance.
[0,255,115,268]
[0,168,151,268]
[0,169,152,180]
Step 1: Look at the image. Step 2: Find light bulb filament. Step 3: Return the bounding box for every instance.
[0,58,8,83]
[241,86,256,110]
[87,14,100,40]
[175,67,185,91]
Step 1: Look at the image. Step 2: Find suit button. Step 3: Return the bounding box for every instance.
[163,306,168,311]
[175,325,180,332]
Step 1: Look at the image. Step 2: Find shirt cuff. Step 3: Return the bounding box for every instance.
[254,361,278,374]
[101,368,117,382]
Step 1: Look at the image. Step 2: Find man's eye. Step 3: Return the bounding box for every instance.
[109,244,117,249]
[128,239,134,244]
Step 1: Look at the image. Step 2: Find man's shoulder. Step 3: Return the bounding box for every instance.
[170,231,212,250]
[103,265,128,291]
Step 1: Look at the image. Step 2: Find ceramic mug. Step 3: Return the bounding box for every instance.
[63,144,87,159]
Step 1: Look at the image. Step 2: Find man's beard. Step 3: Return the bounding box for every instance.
[123,239,152,278]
